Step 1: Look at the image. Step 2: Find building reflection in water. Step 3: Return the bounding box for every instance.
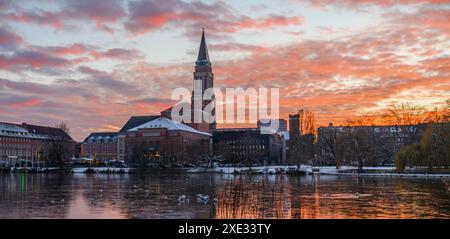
[0,174,70,218]
[214,174,450,219]
[215,175,295,219]
[0,173,449,219]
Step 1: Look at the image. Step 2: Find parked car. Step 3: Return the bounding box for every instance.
[183,163,195,168]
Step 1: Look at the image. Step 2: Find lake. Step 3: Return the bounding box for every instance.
[0,172,449,219]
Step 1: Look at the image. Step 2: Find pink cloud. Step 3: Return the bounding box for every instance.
[0,50,72,69]
[0,0,448,141]
[124,0,303,35]
[91,48,142,60]
[0,27,23,46]
[50,43,89,56]
[63,0,126,30]
[0,0,125,32]
[210,43,270,53]
[3,10,63,29]
[229,16,304,32]
[8,98,41,108]
[301,0,450,8]
[385,8,450,36]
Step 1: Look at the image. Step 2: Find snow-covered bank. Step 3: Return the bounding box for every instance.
[319,166,450,178]
[186,165,300,174]
[185,165,450,178]
[8,167,61,173]
[5,165,450,178]
[71,167,130,173]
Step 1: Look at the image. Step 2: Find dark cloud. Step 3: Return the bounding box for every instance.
[0,76,170,141]
[95,48,142,60]
[0,50,72,69]
[0,92,41,108]
[78,66,108,75]
[130,97,176,104]
[0,26,23,50]
[124,0,303,37]
[77,65,143,96]
[0,0,126,32]
[63,0,126,31]
[88,75,143,96]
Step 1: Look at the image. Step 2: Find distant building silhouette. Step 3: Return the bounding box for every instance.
[289,113,300,139]
[212,128,283,165]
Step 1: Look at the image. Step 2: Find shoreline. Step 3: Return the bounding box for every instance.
[185,166,450,178]
[2,165,450,178]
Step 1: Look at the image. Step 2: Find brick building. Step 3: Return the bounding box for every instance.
[124,117,211,166]
[0,122,74,167]
[81,132,117,161]
[117,115,160,161]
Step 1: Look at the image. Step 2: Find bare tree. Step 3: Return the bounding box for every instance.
[423,100,450,123]
[289,110,317,166]
[385,103,429,151]
[339,127,375,173]
[345,113,377,126]
[213,141,234,163]
[55,121,71,136]
[38,121,74,169]
[185,142,206,165]
[45,139,73,169]
[420,123,450,172]
[317,126,339,168]
[388,103,427,125]
[299,109,317,135]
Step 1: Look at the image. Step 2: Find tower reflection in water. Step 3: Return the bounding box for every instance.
[0,173,449,219]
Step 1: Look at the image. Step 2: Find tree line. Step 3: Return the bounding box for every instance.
[290,100,449,173]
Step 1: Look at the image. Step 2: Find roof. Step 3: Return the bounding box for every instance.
[119,115,160,133]
[212,128,259,132]
[0,121,74,141]
[0,122,28,133]
[83,132,117,143]
[22,123,73,141]
[196,28,210,65]
[128,117,211,136]
[0,122,30,138]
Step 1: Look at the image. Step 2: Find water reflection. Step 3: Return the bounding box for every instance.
[0,173,449,219]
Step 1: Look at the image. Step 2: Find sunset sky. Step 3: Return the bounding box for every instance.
[0,0,449,141]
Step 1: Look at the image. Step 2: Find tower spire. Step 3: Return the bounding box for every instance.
[196,28,210,65]
[192,28,215,131]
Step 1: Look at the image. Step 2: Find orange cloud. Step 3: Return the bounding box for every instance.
[0,1,448,141]
[7,98,41,109]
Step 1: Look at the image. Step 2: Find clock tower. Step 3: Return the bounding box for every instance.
[192,28,216,130]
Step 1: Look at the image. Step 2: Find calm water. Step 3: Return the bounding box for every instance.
[0,172,449,219]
